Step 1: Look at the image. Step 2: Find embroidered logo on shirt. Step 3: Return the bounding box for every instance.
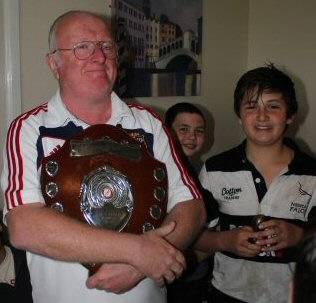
[221,187,242,201]
[289,182,312,215]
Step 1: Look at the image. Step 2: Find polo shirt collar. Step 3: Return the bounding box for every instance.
[238,138,302,173]
[51,90,132,127]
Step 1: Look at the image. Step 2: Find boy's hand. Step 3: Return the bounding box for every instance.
[223,226,262,257]
[254,219,305,251]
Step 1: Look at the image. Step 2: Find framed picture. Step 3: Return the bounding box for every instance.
[109,0,202,98]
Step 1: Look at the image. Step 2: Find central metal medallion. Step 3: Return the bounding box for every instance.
[80,166,134,231]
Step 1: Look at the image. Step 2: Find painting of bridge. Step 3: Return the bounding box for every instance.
[110,0,202,98]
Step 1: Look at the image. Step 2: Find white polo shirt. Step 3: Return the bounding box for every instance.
[1,91,201,303]
[199,141,316,303]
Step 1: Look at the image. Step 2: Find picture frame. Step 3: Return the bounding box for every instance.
[109,0,202,98]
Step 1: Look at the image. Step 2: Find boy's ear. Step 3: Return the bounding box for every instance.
[46,53,60,80]
[286,114,295,125]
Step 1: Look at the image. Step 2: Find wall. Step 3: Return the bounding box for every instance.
[3,1,316,161]
[20,0,108,110]
[0,0,5,145]
[1,0,276,166]
[248,0,316,155]
[0,0,6,193]
[133,0,249,158]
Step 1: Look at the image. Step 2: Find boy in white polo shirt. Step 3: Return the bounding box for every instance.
[197,64,316,303]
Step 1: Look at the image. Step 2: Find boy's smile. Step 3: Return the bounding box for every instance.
[239,91,294,147]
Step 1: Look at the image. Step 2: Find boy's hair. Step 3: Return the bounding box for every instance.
[293,233,316,303]
[164,102,205,128]
[234,64,298,117]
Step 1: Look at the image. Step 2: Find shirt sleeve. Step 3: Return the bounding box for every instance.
[1,117,45,219]
[152,118,202,212]
[199,164,219,228]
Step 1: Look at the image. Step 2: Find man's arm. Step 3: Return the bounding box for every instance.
[162,198,206,249]
[7,202,185,284]
[86,198,206,293]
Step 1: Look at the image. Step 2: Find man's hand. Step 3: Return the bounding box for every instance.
[132,221,186,286]
[254,219,305,252]
[86,263,144,294]
[86,221,185,292]
[222,226,262,257]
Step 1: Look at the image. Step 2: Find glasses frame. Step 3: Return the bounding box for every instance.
[50,40,118,60]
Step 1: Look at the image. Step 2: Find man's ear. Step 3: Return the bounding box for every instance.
[46,53,60,80]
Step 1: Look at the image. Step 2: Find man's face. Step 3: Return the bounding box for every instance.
[49,15,117,101]
[239,90,294,147]
[172,112,205,158]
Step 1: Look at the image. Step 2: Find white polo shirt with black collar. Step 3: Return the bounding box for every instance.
[199,141,316,303]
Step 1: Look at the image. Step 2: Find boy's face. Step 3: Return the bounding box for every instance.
[239,90,294,147]
[172,112,205,158]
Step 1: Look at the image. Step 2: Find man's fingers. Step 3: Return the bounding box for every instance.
[163,270,176,284]
[152,221,176,237]
[86,275,97,289]
[171,262,184,279]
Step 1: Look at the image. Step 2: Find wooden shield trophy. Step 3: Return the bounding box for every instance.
[40,124,168,273]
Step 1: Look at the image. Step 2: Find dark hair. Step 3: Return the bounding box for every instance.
[164,102,205,128]
[234,63,298,117]
[293,233,316,303]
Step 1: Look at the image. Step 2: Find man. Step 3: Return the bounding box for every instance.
[196,64,316,303]
[1,10,205,303]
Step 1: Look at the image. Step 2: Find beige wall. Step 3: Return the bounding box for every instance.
[0,0,6,168]
[20,0,108,110]
[143,0,248,158]
[3,0,315,164]
[17,0,248,160]
[248,0,316,155]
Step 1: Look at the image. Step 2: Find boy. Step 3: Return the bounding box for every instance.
[165,102,206,173]
[196,64,316,303]
[165,103,209,303]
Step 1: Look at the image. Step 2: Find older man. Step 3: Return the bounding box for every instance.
[1,10,205,303]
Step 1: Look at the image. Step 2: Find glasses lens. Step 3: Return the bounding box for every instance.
[74,41,95,59]
[101,42,117,59]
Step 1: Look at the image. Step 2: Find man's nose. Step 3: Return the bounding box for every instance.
[91,45,106,62]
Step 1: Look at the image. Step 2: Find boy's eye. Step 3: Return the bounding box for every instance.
[195,129,205,135]
[267,103,281,110]
[244,102,257,110]
[179,127,189,133]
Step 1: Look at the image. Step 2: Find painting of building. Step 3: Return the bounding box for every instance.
[111,0,202,98]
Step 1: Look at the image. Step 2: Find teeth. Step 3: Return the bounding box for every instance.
[184,145,196,149]
[256,125,270,129]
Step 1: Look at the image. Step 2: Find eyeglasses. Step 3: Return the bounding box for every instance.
[50,41,117,60]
